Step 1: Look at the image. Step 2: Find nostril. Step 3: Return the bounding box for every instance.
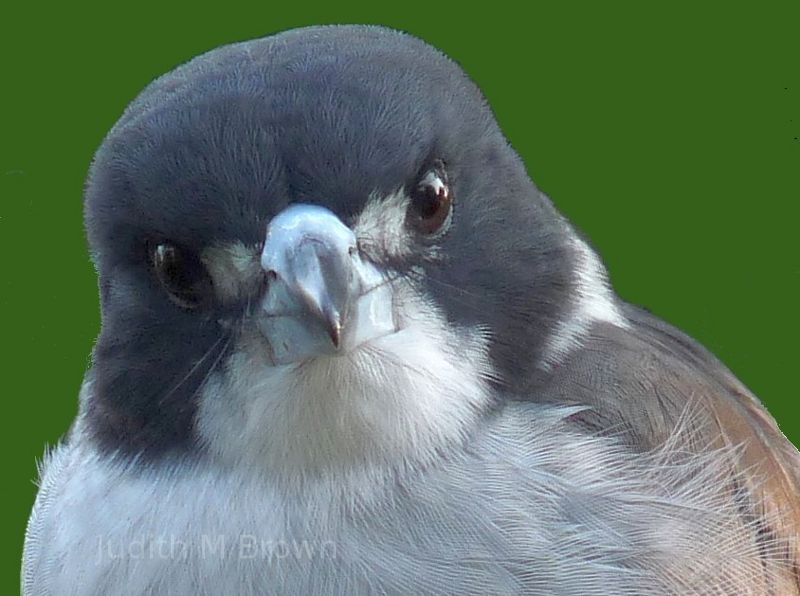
[266,270,279,282]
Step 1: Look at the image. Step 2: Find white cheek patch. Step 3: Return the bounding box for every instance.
[195,283,494,482]
[540,234,629,368]
[352,189,416,261]
[202,241,262,302]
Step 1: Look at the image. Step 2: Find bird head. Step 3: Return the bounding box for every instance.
[82,26,591,479]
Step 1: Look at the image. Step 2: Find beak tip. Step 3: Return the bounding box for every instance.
[328,320,343,349]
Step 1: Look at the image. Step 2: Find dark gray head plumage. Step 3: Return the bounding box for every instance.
[83,25,577,458]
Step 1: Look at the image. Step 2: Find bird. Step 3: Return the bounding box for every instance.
[22,24,800,595]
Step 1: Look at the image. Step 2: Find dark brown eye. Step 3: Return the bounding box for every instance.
[407,161,453,235]
[151,243,212,309]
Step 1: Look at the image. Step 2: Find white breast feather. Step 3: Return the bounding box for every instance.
[24,404,789,595]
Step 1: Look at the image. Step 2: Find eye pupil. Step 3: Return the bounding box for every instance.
[151,243,211,309]
[408,162,453,235]
[418,182,446,218]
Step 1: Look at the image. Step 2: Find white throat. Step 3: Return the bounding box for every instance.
[196,286,493,483]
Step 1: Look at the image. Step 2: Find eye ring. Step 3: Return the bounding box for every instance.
[406,160,453,236]
[150,242,213,309]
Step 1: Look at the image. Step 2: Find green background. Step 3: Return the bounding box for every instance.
[2,2,798,591]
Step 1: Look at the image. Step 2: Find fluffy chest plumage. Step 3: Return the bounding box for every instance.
[25,404,779,596]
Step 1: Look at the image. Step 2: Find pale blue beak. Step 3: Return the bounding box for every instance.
[259,204,396,365]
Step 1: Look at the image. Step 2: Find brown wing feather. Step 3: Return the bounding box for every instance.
[537,307,800,593]
[706,368,800,592]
